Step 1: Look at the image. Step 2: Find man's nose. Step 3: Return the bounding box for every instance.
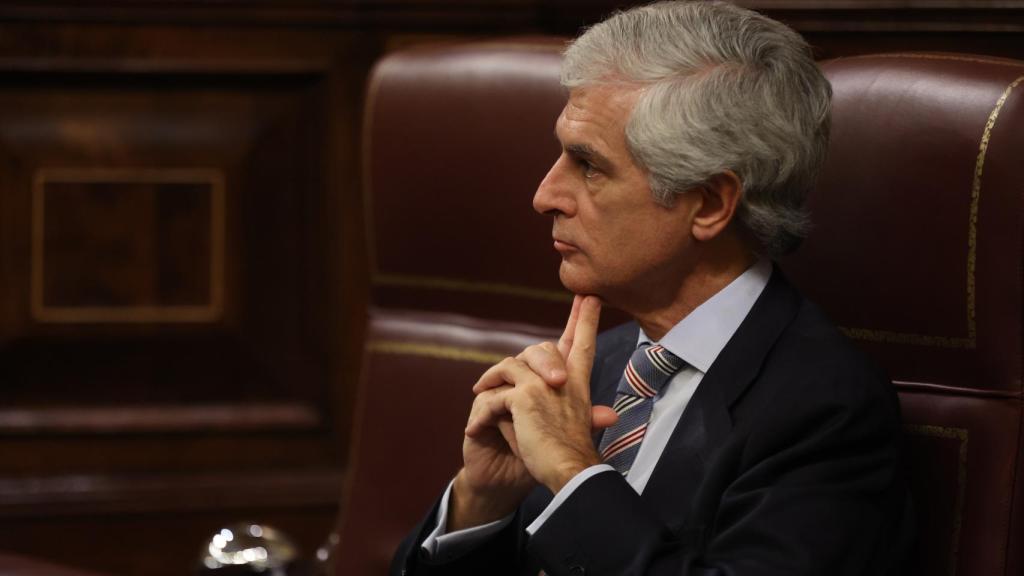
[533,154,577,217]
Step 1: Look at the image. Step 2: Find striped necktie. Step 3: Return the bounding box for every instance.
[598,342,685,475]
[538,344,684,576]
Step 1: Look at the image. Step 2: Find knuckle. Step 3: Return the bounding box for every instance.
[524,342,551,360]
[505,386,526,405]
[470,391,489,407]
[497,356,523,373]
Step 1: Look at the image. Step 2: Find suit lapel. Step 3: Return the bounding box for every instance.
[591,323,638,445]
[640,267,802,530]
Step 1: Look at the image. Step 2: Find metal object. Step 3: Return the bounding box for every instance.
[198,523,299,576]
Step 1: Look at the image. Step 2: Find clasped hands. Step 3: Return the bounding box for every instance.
[449,295,619,531]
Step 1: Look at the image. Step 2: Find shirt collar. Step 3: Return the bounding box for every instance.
[637,258,772,373]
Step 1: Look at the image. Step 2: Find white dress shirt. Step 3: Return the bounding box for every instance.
[422,259,773,561]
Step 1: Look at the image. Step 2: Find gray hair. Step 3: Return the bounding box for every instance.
[562,0,831,256]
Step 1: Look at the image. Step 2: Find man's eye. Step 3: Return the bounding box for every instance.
[581,161,598,179]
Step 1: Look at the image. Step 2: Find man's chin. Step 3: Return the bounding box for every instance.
[558,266,600,297]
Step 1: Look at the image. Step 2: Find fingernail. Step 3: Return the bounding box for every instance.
[550,368,566,380]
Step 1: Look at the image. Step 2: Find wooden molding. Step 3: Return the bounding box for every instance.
[0,1,1023,32]
[0,469,343,517]
[0,402,322,435]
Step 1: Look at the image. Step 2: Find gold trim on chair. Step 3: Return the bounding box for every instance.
[965,74,1024,342]
[904,424,969,576]
[372,273,571,303]
[853,53,1024,69]
[844,74,1024,349]
[840,328,971,349]
[367,339,507,365]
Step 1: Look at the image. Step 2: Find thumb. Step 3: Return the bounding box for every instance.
[591,405,618,430]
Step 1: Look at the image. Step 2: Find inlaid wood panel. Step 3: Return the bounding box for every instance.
[33,169,223,322]
[0,69,342,413]
[0,22,374,576]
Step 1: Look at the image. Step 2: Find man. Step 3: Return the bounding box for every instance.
[392,2,910,574]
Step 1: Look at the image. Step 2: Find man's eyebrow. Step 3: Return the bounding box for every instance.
[564,143,611,168]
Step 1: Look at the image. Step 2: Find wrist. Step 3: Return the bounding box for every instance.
[449,470,523,532]
[541,450,601,494]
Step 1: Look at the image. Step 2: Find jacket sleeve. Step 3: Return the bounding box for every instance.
[391,494,526,576]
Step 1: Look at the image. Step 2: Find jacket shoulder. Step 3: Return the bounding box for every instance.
[748,297,899,439]
[595,321,638,356]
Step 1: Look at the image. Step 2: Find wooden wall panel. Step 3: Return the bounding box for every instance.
[0,505,336,576]
[34,171,220,320]
[0,20,375,576]
[0,72,336,412]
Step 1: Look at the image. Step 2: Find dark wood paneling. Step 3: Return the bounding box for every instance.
[39,175,216,312]
[0,403,319,434]
[0,70,340,407]
[0,470,343,517]
[0,0,1022,49]
[2,1,1024,33]
[0,505,338,576]
[0,20,375,576]
[0,436,335,477]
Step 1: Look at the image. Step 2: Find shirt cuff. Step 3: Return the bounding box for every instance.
[525,464,617,536]
[420,479,515,562]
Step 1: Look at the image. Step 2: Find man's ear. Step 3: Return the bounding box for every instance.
[691,170,743,242]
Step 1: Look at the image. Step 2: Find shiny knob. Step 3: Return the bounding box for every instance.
[198,523,298,575]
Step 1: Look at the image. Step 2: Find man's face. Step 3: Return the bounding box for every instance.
[533,85,697,306]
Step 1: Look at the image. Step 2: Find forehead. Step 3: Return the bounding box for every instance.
[556,85,643,148]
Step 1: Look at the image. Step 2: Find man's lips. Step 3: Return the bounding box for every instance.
[553,238,579,253]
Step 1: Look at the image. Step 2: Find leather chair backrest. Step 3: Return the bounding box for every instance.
[332,41,567,574]
[332,310,557,575]
[363,40,570,327]
[782,53,1024,576]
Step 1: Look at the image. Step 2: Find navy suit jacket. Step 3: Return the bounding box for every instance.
[392,270,912,576]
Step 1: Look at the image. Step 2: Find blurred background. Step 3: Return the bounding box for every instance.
[0,1,1022,574]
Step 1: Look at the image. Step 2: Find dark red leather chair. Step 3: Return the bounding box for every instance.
[362,38,571,327]
[329,41,569,575]
[334,42,1024,576]
[783,54,1024,576]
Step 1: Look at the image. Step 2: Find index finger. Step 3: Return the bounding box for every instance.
[557,295,583,358]
[566,295,601,388]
